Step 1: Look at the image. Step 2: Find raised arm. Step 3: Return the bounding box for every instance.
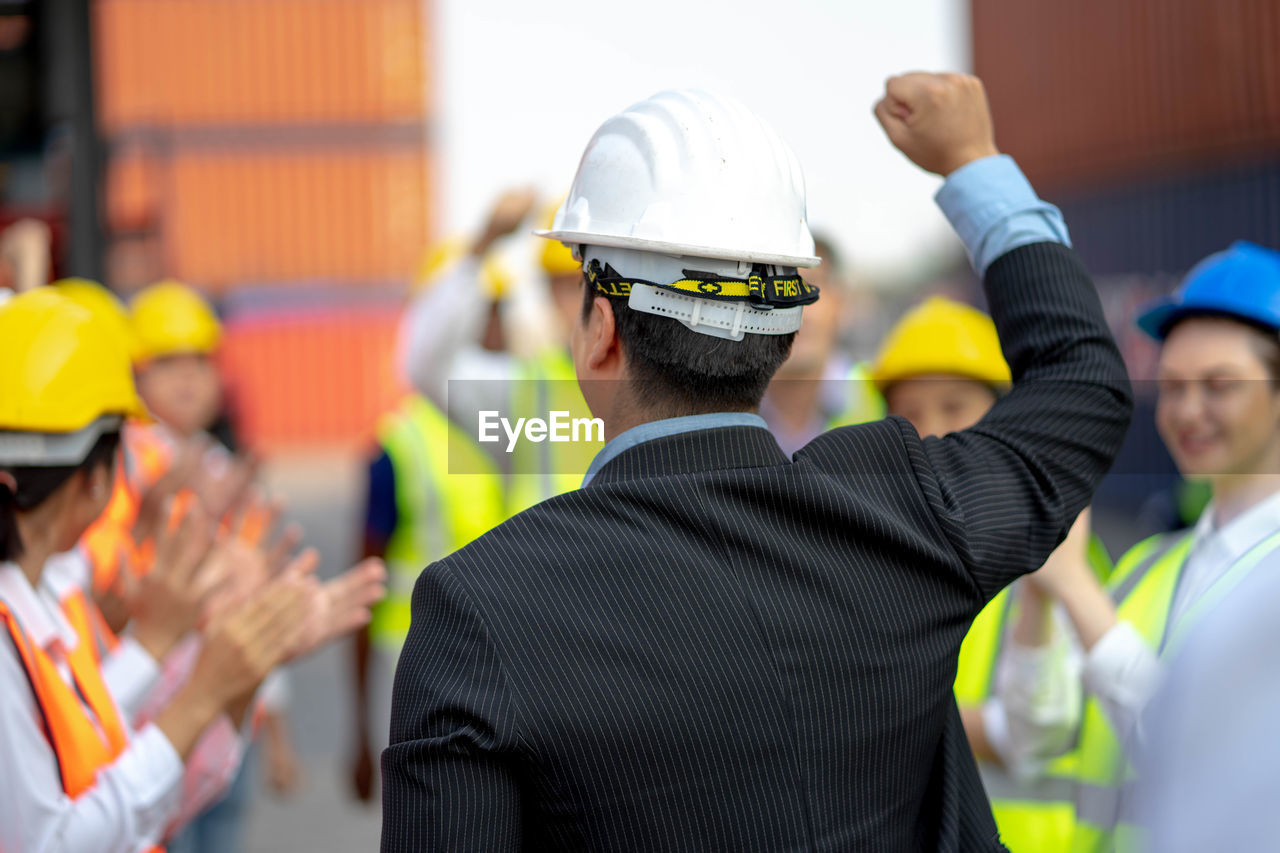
[875,73,1133,601]
[397,189,537,409]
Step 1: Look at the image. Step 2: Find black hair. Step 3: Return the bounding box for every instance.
[0,430,121,562]
[582,281,796,416]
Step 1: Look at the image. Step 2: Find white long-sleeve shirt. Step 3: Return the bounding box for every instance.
[1002,487,1280,757]
[397,256,514,413]
[41,550,161,722]
[0,563,184,853]
[36,550,250,844]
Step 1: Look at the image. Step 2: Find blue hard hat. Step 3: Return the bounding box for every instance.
[1136,241,1280,340]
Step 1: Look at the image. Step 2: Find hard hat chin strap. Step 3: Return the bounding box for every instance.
[627,283,803,341]
[585,259,819,310]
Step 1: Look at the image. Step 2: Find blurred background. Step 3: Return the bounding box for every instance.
[1,0,1277,848]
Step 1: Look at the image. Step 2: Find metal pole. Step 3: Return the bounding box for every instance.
[44,0,103,280]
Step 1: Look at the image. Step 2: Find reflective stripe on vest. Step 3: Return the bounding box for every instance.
[372,395,506,649]
[988,770,1079,853]
[507,348,599,514]
[956,534,1111,853]
[0,601,128,798]
[1162,527,1280,659]
[1071,532,1195,852]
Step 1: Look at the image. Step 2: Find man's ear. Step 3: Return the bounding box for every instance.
[584,295,621,374]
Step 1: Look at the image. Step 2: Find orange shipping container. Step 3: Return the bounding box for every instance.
[218,306,406,451]
[104,145,162,232]
[164,146,432,286]
[94,0,429,128]
[973,0,1280,193]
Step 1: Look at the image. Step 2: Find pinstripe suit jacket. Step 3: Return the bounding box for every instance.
[382,242,1132,851]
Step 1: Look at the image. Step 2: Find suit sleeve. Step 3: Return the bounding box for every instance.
[381,564,524,853]
[907,242,1132,601]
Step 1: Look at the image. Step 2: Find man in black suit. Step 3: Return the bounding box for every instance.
[382,73,1132,851]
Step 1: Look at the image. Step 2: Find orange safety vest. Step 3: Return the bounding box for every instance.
[0,601,128,797]
[60,586,120,665]
[83,469,142,594]
[84,422,174,593]
[1,600,167,852]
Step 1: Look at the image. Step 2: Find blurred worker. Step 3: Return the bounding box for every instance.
[130,280,226,444]
[348,389,507,803]
[55,280,262,619]
[128,279,299,853]
[399,192,601,513]
[999,242,1280,851]
[52,278,181,603]
[28,282,385,847]
[760,234,884,453]
[0,288,313,852]
[382,76,1132,850]
[872,296,1111,851]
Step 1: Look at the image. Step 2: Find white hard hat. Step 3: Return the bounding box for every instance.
[538,89,819,268]
[539,89,820,340]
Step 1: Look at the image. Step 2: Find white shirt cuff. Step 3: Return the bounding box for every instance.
[934,154,1071,275]
[120,723,186,837]
[1083,621,1162,709]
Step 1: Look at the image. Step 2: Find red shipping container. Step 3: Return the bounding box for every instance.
[973,0,1280,192]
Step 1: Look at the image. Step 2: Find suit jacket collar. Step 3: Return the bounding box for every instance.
[587,425,789,486]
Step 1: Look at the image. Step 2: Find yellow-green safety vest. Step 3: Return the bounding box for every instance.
[954,534,1113,853]
[1072,525,1280,852]
[371,394,507,649]
[826,361,887,429]
[506,347,602,515]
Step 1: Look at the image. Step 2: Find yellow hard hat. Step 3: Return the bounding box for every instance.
[0,290,144,465]
[539,202,581,277]
[131,280,222,362]
[871,296,1011,392]
[53,278,143,363]
[413,236,512,300]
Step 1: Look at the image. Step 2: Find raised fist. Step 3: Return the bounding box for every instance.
[474,187,539,257]
[873,72,998,176]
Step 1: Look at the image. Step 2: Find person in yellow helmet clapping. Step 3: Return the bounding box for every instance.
[0,289,319,852]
